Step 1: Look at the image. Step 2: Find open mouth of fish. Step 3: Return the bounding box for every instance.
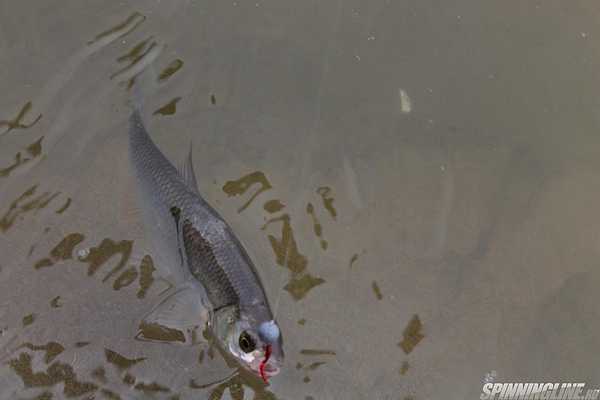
[253,362,280,378]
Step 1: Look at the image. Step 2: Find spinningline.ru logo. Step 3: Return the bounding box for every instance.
[480,383,600,400]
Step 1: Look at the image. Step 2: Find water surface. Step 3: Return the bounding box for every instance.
[1,1,600,399]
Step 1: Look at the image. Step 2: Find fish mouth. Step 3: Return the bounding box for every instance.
[261,363,280,377]
[251,361,281,378]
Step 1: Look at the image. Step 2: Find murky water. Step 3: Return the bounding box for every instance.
[1,1,600,399]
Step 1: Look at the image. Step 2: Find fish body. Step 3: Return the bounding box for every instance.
[128,108,283,379]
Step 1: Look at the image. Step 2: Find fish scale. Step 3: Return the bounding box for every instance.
[128,109,273,321]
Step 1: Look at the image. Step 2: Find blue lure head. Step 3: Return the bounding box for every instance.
[258,320,280,343]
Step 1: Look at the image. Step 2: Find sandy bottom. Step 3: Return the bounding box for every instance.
[1,1,600,399]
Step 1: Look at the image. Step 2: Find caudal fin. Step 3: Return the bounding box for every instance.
[126,42,164,115]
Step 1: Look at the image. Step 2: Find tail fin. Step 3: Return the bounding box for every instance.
[130,76,146,115]
[126,43,163,115]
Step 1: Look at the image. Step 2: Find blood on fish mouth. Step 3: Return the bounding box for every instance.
[259,344,272,383]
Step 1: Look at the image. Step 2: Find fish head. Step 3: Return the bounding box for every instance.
[214,308,284,381]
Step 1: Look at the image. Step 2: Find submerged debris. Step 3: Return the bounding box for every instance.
[0,101,42,136]
[153,97,181,116]
[372,281,383,300]
[158,59,184,82]
[400,361,410,375]
[398,314,424,354]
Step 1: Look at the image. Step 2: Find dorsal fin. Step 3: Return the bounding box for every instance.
[179,143,200,194]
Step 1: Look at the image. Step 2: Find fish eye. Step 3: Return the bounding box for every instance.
[238,331,256,353]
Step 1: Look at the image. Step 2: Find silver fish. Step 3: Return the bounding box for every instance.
[128,105,283,381]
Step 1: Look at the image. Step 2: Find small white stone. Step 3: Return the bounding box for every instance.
[398,88,412,113]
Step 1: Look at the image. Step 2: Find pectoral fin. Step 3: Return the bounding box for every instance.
[136,284,210,345]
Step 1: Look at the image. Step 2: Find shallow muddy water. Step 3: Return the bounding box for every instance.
[1,1,600,399]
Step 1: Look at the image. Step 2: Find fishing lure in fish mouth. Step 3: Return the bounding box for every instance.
[259,345,272,383]
[217,313,283,382]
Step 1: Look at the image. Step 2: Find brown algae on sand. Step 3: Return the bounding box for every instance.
[105,348,146,370]
[0,185,60,232]
[78,238,133,280]
[136,255,156,299]
[299,349,336,356]
[400,360,410,375]
[117,36,154,63]
[349,253,359,268]
[88,12,145,45]
[284,273,325,300]
[316,186,337,220]
[263,199,285,213]
[371,281,383,300]
[55,197,72,214]
[8,352,98,397]
[136,321,186,343]
[398,314,424,354]
[34,233,85,269]
[153,97,181,116]
[0,137,44,178]
[262,213,325,300]
[19,342,65,363]
[0,101,42,135]
[35,233,159,298]
[223,171,272,213]
[26,136,43,156]
[306,202,328,250]
[112,267,138,290]
[224,170,326,300]
[158,59,184,82]
[50,296,62,308]
[134,381,170,393]
[190,370,278,400]
[0,153,25,178]
[22,313,36,327]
